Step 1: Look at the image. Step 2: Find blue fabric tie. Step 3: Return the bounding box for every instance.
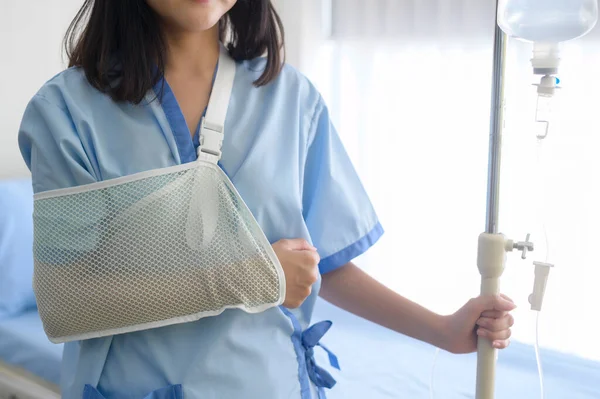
[82,322,338,399]
[301,320,340,397]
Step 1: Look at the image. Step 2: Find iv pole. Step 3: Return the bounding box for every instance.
[476,1,597,396]
[475,2,533,397]
[475,8,507,397]
[485,3,507,236]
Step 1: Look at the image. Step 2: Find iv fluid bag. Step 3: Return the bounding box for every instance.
[498,0,598,43]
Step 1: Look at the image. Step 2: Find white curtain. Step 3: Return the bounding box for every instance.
[276,0,600,362]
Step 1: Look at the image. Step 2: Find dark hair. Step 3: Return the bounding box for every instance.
[64,0,285,104]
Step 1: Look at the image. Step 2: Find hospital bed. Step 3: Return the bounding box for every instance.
[0,311,61,399]
[1,179,599,398]
[1,299,599,399]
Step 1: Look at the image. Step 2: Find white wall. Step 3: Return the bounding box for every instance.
[0,0,82,179]
[271,0,325,75]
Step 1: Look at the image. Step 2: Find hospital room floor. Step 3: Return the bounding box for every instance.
[1,300,599,398]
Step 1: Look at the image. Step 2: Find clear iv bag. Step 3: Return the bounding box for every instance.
[498,0,598,43]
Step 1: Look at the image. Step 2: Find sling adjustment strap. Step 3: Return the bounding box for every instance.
[198,46,236,163]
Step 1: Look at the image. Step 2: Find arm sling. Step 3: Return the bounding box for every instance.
[32,48,285,343]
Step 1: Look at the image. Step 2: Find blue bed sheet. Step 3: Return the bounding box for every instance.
[0,301,598,398]
[314,300,600,399]
[0,310,62,385]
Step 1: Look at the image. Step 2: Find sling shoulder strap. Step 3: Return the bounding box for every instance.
[198,45,237,163]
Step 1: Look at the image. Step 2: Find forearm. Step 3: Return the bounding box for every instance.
[319,262,448,349]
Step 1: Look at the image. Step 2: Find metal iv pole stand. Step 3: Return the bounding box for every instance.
[474,1,534,396]
[485,4,507,237]
[475,3,510,398]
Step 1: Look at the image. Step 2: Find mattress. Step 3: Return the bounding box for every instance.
[0,301,598,398]
[314,300,600,399]
[0,310,62,386]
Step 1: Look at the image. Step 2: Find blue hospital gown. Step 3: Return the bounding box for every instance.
[18,56,383,399]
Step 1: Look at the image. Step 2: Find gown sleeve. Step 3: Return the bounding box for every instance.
[18,93,98,194]
[18,93,102,258]
[302,97,384,274]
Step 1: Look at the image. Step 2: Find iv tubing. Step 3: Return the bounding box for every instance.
[534,138,549,399]
[534,311,545,399]
[535,140,550,264]
[429,347,440,399]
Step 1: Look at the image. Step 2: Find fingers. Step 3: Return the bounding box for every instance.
[477,311,513,349]
[473,294,517,312]
[304,267,319,286]
[284,286,313,309]
[477,327,512,342]
[481,309,506,318]
[493,295,517,311]
[500,293,514,303]
[307,255,320,285]
[279,238,317,252]
[301,249,321,266]
[278,238,321,310]
[475,295,514,350]
[476,313,514,332]
[492,339,510,349]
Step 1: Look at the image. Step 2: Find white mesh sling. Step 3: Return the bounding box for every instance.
[32,48,286,343]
